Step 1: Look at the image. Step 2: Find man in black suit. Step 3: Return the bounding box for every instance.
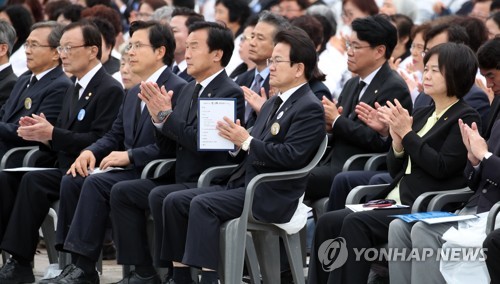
[0,20,17,107]
[237,11,288,128]
[46,21,187,284]
[109,21,244,283]
[169,7,204,82]
[162,27,325,284]
[305,15,412,201]
[0,22,73,163]
[0,20,124,283]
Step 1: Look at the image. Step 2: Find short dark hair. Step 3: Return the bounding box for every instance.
[90,18,116,49]
[82,4,123,34]
[411,23,431,41]
[173,0,195,9]
[423,42,478,99]
[215,0,251,36]
[44,0,71,21]
[63,20,103,60]
[274,26,318,81]
[0,5,33,54]
[60,4,84,23]
[280,0,310,10]
[171,7,205,28]
[291,15,323,49]
[351,14,398,59]
[424,23,470,49]
[391,14,414,51]
[477,38,500,70]
[129,20,176,66]
[453,16,488,52]
[188,21,234,67]
[258,10,291,39]
[31,21,64,48]
[488,11,500,27]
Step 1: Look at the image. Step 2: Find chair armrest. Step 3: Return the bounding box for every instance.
[22,148,50,167]
[197,165,238,188]
[141,159,176,179]
[345,184,389,205]
[342,153,378,172]
[425,188,474,212]
[487,202,500,234]
[0,146,38,169]
[364,153,387,171]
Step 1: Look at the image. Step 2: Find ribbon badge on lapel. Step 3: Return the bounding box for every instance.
[85,92,93,100]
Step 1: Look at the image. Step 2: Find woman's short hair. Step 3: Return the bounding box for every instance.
[423,42,478,99]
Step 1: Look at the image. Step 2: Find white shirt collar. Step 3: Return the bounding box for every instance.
[33,66,57,82]
[75,63,103,94]
[174,60,187,73]
[146,65,168,83]
[0,62,10,72]
[277,82,307,110]
[197,68,225,95]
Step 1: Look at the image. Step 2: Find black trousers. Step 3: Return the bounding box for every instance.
[55,169,139,261]
[109,179,187,266]
[327,171,384,211]
[0,171,25,242]
[163,186,246,270]
[307,207,410,284]
[484,228,500,283]
[1,170,64,260]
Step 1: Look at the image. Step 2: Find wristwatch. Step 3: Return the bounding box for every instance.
[241,136,253,151]
[156,109,173,122]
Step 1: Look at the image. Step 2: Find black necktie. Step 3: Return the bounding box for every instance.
[28,76,38,88]
[348,81,366,118]
[266,96,283,127]
[172,65,180,74]
[188,83,203,118]
[70,83,82,118]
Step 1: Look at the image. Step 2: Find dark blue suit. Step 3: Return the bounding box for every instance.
[236,68,271,128]
[0,66,71,162]
[111,70,245,267]
[162,83,326,270]
[0,65,17,108]
[55,67,187,261]
[0,66,124,261]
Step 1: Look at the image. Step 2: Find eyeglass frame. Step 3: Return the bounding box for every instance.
[266,58,294,67]
[56,45,88,54]
[127,42,154,51]
[24,42,54,50]
[345,41,372,52]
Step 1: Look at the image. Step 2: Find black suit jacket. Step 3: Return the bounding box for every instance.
[103,56,120,75]
[483,96,500,139]
[0,65,17,107]
[465,118,500,213]
[44,67,124,169]
[87,67,187,171]
[309,79,332,101]
[329,62,412,175]
[0,66,71,157]
[159,70,244,183]
[231,84,326,223]
[177,69,194,83]
[236,68,271,128]
[383,100,480,205]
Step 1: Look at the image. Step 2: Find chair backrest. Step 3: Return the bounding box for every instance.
[244,135,328,223]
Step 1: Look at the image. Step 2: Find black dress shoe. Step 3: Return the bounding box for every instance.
[47,266,99,284]
[102,243,117,260]
[38,264,76,284]
[0,258,35,284]
[113,271,160,284]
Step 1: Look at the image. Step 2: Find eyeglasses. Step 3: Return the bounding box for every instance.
[24,42,53,50]
[410,43,425,51]
[56,45,87,54]
[266,58,293,67]
[127,42,154,51]
[240,34,253,42]
[345,42,372,52]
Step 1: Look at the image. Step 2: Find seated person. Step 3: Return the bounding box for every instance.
[388,37,500,284]
[307,42,481,284]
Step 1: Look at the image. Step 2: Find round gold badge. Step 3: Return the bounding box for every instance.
[24,98,32,110]
[271,122,280,135]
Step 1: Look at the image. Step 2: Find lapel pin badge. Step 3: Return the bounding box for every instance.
[271,122,280,135]
[24,97,32,110]
[444,117,448,121]
[374,90,378,94]
[85,92,93,100]
[277,111,284,120]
